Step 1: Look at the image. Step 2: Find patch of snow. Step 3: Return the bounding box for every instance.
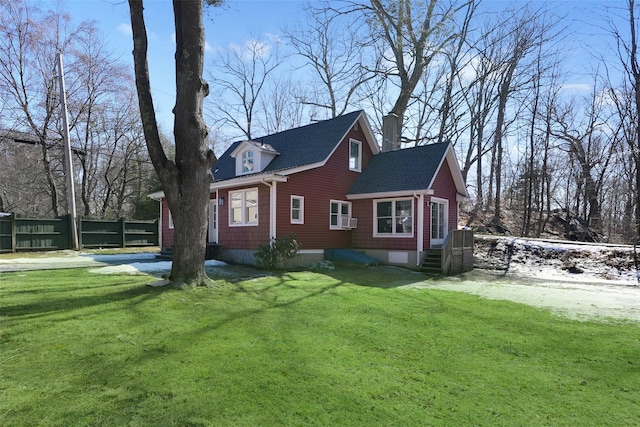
[408,271,640,323]
[411,236,640,322]
[81,253,158,262]
[474,236,640,286]
[88,259,226,275]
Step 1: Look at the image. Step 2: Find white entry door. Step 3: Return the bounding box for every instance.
[430,198,448,247]
[208,199,218,243]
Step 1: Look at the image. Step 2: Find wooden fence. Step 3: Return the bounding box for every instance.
[0,214,158,253]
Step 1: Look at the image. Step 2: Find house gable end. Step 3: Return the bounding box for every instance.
[427,144,469,199]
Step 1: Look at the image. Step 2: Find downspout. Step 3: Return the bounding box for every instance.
[262,179,277,240]
[214,189,219,243]
[415,193,424,266]
[159,198,163,249]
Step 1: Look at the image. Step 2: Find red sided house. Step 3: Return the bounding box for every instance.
[152,110,472,271]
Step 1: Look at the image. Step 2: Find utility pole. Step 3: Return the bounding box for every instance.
[57,52,79,250]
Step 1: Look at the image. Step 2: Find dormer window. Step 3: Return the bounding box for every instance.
[232,140,280,176]
[242,150,254,173]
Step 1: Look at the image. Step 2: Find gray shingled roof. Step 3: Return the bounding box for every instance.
[348,142,450,195]
[213,110,363,181]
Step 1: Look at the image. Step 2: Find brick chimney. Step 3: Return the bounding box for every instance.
[382,113,400,152]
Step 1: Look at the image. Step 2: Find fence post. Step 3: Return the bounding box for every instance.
[77,217,83,248]
[11,213,16,253]
[120,217,126,248]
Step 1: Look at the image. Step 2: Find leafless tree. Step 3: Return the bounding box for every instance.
[550,82,619,232]
[258,75,307,134]
[65,23,146,218]
[608,0,640,241]
[0,0,91,216]
[286,5,374,119]
[482,5,560,226]
[206,36,282,140]
[320,0,471,141]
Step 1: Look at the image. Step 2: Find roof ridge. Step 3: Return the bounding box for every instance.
[248,110,363,141]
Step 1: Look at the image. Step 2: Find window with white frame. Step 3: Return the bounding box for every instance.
[241,150,254,174]
[330,200,351,229]
[349,139,362,172]
[291,195,304,224]
[374,198,413,237]
[229,188,258,226]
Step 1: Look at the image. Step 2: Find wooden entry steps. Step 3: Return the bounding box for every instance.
[420,248,443,274]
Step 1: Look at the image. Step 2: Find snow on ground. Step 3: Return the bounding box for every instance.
[88,259,226,275]
[0,251,225,274]
[474,236,640,285]
[406,236,640,323]
[82,253,158,263]
[407,270,640,322]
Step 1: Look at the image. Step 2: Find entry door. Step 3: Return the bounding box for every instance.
[208,199,218,243]
[430,199,448,247]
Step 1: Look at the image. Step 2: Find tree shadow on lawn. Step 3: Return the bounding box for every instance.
[316,265,432,289]
[1,277,164,320]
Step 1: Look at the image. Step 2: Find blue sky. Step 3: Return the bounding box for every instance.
[56,0,627,133]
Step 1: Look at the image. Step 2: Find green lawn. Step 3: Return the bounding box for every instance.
[1,267,639,426]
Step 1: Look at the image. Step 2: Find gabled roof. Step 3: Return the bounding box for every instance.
[229,140,279,157]
[347,142,469,198]
[213,110,377,182]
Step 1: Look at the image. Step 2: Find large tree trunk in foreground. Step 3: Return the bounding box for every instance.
[129,0,216,287]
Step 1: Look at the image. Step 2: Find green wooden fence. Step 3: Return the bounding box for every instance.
[0,214,158,253]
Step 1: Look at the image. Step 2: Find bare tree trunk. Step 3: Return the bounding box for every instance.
[629,0,640,240]
[491,58,517,226]
[129,0,216,287]
[522,76,540,237]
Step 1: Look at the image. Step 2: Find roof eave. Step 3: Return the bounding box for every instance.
[210,173,288,190]
[347,189,433,200]
[148,190,164,201]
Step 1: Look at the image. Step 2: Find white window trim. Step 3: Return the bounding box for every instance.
[228,187,259,227]
[290,195,304,224]
[329,200,351,230]
[349,139,362,172]
[168,209,174,229]
[373,198,414,238]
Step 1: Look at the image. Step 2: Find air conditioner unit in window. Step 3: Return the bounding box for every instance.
[341,217,358,229]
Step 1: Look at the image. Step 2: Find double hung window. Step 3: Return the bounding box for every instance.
[374,198,413,237]
[330,200,351,230]
[291,196,304,224]
[229,188,258,226]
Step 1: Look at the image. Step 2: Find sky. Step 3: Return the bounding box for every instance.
[61,0,309,132]
[55,0,630,136]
